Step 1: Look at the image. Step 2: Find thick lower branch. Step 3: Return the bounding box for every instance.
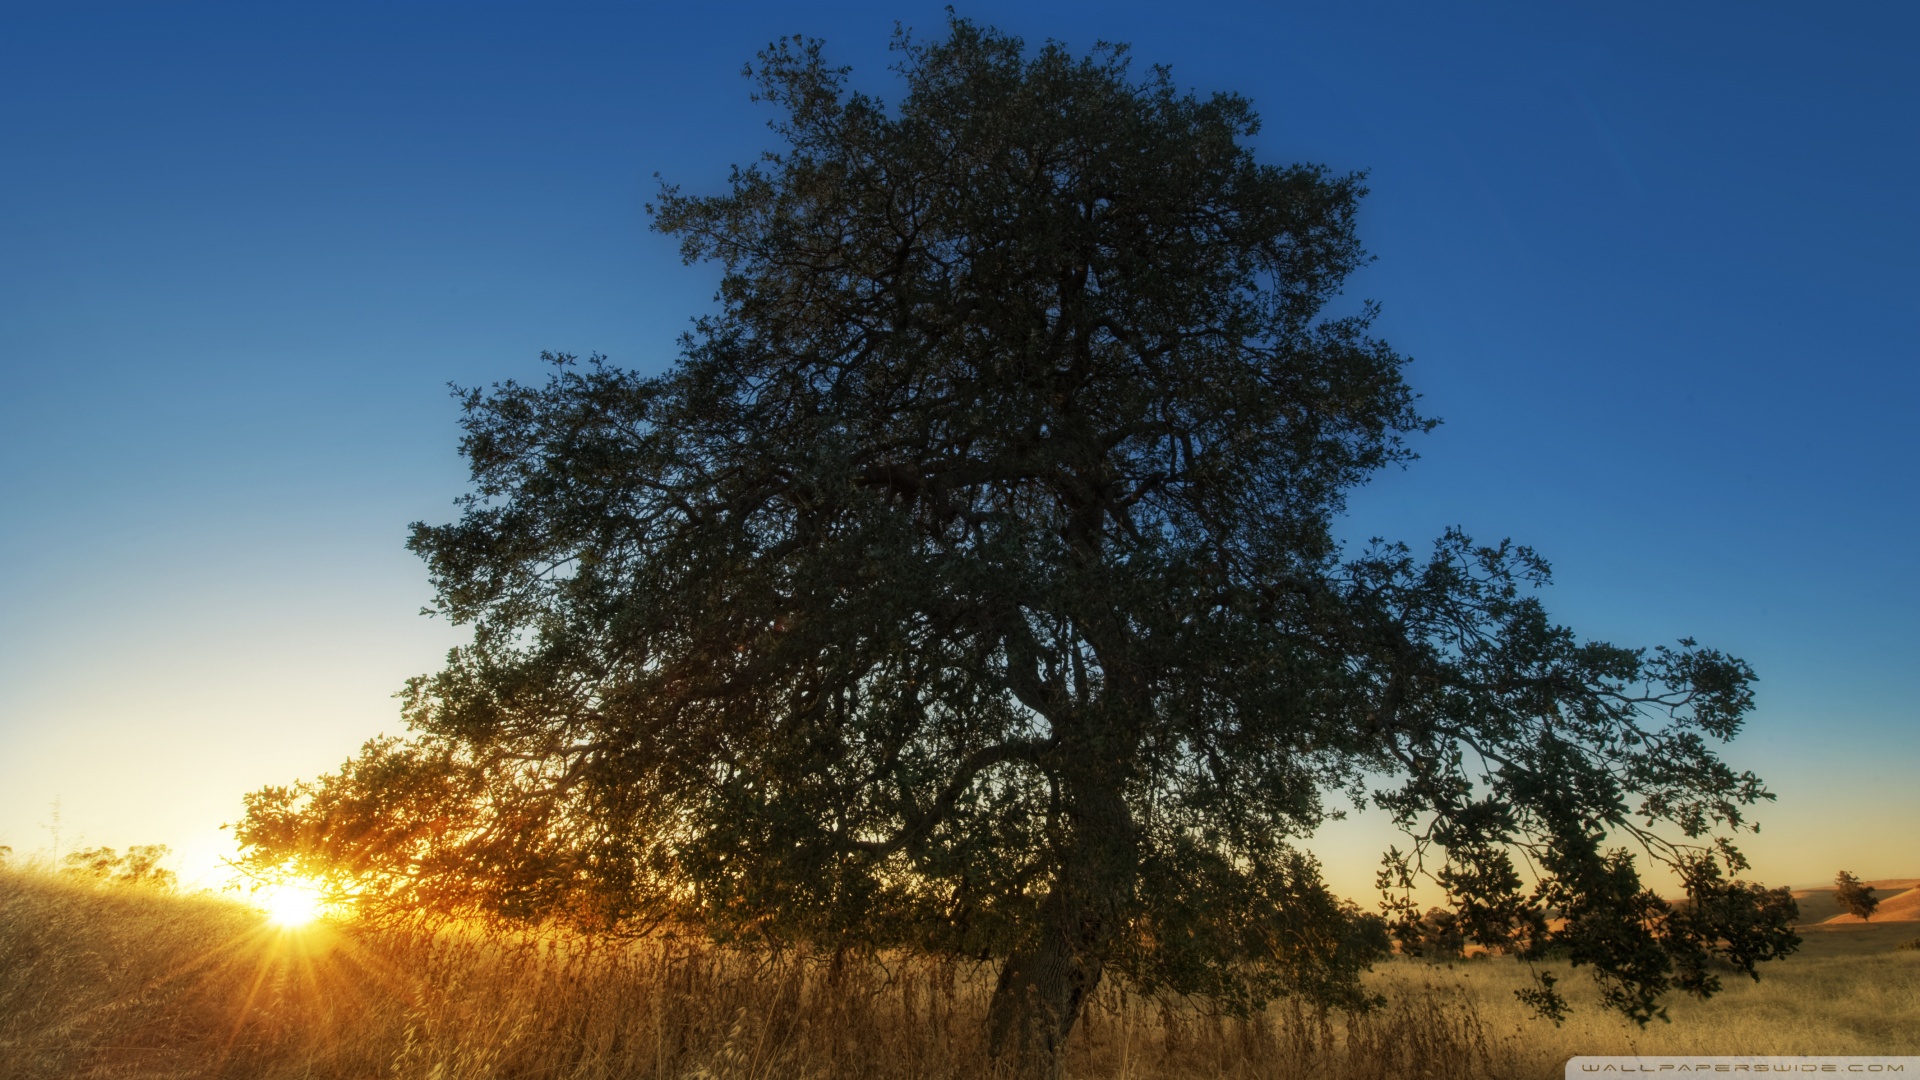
[833,736,1051,857]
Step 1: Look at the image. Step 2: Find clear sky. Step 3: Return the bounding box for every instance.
[2,1,1914,898]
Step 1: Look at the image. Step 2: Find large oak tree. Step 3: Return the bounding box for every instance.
[238,19,1797,1072]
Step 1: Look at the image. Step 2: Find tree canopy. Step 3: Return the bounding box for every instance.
[236,17,1797,1070]
[1833,871,1879,922]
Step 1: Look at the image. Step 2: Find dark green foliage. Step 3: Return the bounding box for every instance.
[1833,871,1879,922]
[1396,907,1468,961]
[236,16,1792,1062]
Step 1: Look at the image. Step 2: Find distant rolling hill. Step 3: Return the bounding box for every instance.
[1789,879,1920,924]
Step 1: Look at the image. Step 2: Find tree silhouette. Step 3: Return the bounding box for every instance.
[1834,871,1879,922]
[237,17,1797,1072]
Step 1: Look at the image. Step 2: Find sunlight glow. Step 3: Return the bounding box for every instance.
[256,880,325,927]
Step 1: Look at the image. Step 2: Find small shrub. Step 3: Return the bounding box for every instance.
[1897,937,1920,952]
[59,844,177,890]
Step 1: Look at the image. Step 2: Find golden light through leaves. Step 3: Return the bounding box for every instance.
[256,879,325,927]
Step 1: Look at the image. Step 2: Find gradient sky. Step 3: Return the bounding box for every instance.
[2,1,1914,898]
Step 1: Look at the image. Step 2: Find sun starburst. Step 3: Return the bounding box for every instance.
[255,880,325,927]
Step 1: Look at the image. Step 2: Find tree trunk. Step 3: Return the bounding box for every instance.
[986,767,1136,1077]
[985,887,1104,1077]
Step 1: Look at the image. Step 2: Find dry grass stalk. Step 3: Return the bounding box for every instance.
[5,868,1915,1079]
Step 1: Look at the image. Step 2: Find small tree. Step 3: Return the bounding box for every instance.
[1399,907,1467,960]
[237,17,1797,1073]
[1834,871,1879,922]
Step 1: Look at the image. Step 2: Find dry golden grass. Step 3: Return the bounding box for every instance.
[3,866,1915,1080]
[1366,927,1920,1074]
[1821,887,1920,924]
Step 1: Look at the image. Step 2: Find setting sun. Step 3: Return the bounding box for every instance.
[256,880,325,927]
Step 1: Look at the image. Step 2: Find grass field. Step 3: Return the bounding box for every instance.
[3,867,1915,1079]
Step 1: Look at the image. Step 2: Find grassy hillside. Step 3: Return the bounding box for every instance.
[1791,884,1920,924]
[3,867,1916,1079]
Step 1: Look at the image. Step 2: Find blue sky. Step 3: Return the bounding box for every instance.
[2,1,1914,894]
